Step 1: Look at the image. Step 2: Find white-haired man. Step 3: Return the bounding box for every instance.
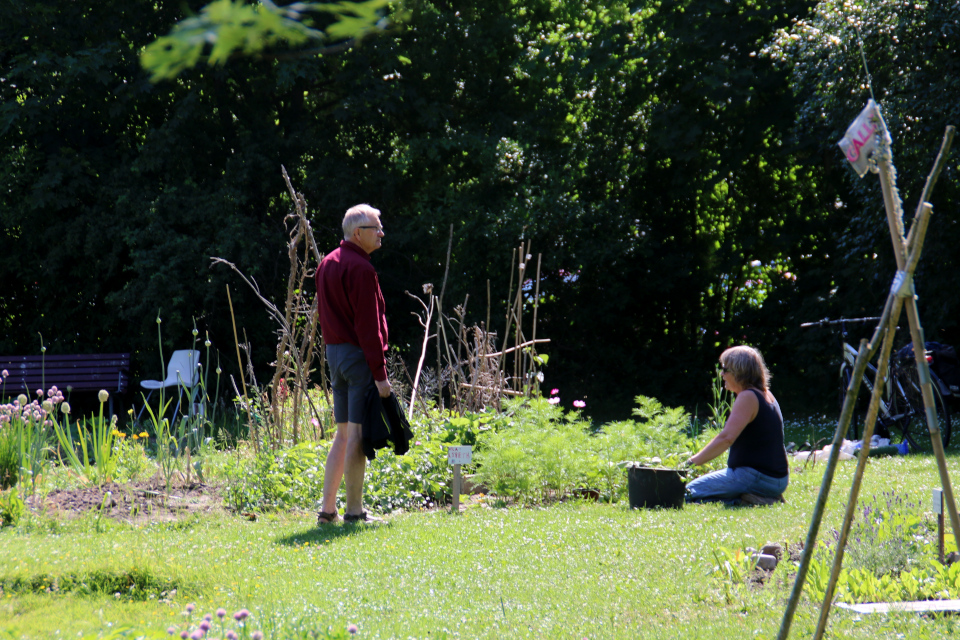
[315,204,392,524]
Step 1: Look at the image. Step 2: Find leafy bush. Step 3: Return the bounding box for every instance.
[475,395,714,504]
[841,491,925,577]
[0,489,25,527]
[223,442,328,512]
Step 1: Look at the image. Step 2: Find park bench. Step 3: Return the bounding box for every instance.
[0,353,131,415]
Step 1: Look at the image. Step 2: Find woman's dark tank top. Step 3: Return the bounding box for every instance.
[727,389,788,479]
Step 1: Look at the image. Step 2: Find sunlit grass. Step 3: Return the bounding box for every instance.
[4,449,960,639]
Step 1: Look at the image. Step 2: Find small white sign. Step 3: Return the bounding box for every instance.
[933,488,944,515]
[448,445,472,465]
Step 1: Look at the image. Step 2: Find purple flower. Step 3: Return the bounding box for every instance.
[1,369,7,378]
[233,609,250,621]
[180,632,189,640]
[35,388,43,397]
[199,621,211,631]
[186,604,196,613]
[167,627,177,636]
[347,624,359,635]
[190,631,204,640]
[216,608,226,619]
[203,614,213,623]
[573,400,586,408]
[251,632,264,640]
[226,632,238,640]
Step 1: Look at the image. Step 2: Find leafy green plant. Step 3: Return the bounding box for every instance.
[15,395,51,496]
[51,392,120,486]
[0,422,18,490]
[841,491,924,577]
[709,545,758,584]
[223,441,328,512]
[709,366,733,429]
[0,489,25,527]
[112,427,153,483]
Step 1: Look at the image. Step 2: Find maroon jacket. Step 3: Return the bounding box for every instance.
[315,240,389,381]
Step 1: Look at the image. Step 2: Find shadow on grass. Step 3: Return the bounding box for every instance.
[275,520,394,546]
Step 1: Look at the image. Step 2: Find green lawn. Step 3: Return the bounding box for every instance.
[3,448,960,639]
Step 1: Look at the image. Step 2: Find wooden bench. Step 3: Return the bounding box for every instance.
[0,353,131,414]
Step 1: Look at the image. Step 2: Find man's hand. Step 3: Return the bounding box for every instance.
[375,378,392,398]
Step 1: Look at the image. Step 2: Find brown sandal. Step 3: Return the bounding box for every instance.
[316,511,339,525]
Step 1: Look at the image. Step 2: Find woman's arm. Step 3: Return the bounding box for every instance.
[686,390,760,466]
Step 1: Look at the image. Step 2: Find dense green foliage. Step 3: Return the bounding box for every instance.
[3,0,959,420]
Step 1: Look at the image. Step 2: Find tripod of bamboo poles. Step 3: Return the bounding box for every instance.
[777,115,956,640]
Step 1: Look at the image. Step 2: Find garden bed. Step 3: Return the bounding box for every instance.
[25,478,227,525]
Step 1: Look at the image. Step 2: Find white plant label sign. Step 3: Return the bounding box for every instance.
[448,445,472,465]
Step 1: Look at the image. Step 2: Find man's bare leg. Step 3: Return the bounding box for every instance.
[319,422,349,518]
[342,421,366,515]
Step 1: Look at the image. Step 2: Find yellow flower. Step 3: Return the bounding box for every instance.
[131,434,139,440]
[139,431,148,438]
[111,429,121,437]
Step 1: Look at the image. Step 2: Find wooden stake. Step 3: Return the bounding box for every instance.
[452,463,461,513]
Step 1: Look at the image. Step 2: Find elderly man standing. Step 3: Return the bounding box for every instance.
[315,204,392,524]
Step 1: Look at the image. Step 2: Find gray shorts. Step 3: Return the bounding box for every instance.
[326,343,375,424]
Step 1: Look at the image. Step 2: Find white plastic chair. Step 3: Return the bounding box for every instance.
[137,350,201,423]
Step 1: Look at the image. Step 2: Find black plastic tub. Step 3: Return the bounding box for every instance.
[627,465,686,509]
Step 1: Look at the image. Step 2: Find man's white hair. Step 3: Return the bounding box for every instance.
[342,204,381,239]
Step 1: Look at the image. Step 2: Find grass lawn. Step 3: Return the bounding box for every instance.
[3,439,960,639]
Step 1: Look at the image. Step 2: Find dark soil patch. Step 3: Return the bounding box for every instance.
[25,477,228,525]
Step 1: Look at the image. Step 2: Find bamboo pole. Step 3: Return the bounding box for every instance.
[812,317,899,638]
[779,122,956,640]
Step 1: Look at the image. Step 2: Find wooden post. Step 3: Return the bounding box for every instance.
[448,445,472,514]
[452,463,461,513]
[934,488,945,564]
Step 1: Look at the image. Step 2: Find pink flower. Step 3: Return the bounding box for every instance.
[200,621,211,631]
[550,388,559,396]
[573,400,586,408]
[167,627,177,636]
[190,631,203,640]
[311,418,320,427]
[233,609,250,621]
[35,389,43,397]
[347,624,359,635]
[548,397,560,405]
[186,604,196,613]
[1,370,7,378]
[216,608,226,619]
[251,632,264,640]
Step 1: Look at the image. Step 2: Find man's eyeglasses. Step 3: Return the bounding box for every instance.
[358,226,383,232]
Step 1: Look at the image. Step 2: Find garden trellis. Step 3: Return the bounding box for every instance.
[777,102,957,639]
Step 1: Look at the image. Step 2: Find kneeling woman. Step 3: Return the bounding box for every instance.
[685,345,788,504]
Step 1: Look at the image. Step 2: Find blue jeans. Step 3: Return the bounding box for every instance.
[685,466,788,503]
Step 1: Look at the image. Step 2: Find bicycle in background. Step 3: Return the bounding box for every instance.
[801,317,952,451]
